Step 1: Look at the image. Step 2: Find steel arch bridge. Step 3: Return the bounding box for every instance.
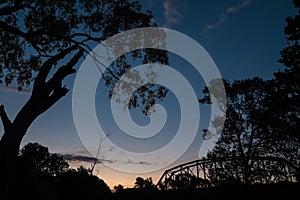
[156,156,299,190]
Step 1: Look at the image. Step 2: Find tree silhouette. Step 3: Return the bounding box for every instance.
[200,0,300,183]
[0,0,168,198]
[202,78,269,183]
[113,184,124,193]
[270,0,300,140]
[57,166,112,200]
[200,77,300,184]
[134,177,156,190]
[16,143,112,200]
[16,143,64,199]
[199,0,300,183]
[19,142,69,177]
[250,0,300,172]
[163,173,200,190]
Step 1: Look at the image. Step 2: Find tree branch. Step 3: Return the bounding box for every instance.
[11,48,83,137]
[43,86,69,111]
[45,48,83,91]
[32,45,78,96]
[70,33,103,43]
[0,4,26,16]
[38,49,83,114]
[0,105,12,133]
[0,21,45,55]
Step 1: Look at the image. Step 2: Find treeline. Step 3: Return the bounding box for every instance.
[12,142,112,200]
[12,143,300,200]
[112,183,300,200]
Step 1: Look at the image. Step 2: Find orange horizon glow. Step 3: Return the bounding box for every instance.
[66,155,200,190]
[67,160,165,190]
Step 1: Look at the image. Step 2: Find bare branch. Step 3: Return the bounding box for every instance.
[90,129,111,175]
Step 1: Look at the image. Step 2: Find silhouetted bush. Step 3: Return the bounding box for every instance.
[57,167,112,200]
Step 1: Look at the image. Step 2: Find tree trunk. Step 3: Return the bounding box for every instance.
[0,128,27,199]
[0,47,82,199]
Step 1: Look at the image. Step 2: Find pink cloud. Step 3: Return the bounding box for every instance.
[0,85,31,95]
[227,0,253,14]
[203,0,254,34]
[203,13,227,32]
[163,0,183,27]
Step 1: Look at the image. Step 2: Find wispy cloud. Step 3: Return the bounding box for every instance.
[62,153,115,164]
[227,0,253,14]
[125,159,152,165]
[163,0,184,27]
[202,0,254,34]
[63,154,96,163]
[0,85,31,95]
[203,13,227,32]
[62,153,152,167]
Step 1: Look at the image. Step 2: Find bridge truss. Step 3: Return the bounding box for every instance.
[156,156,299,190]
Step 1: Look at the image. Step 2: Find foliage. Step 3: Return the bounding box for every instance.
[162,173,203,190]
[271,0,300,139]
[16,143,112,200]
[0,0,169,112]
[19,142,69,177]
[198,1,300,184]
[0,1,169,198]
[0,0,164,85]
[57,166,112,200]
[134,177,156,190]
[200,77,300,183]
[113,184,124,193]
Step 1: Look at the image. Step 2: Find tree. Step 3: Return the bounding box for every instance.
[57,166,112,200]
[134,177,156,190]
[16,143,111,199]
[271,0,300,140]
[19,142,69,177]
[16,142,69,200]
[200,78,300,184]
[199,0,300,183]
[0,0,168,198]
[113,184,124,193]
[163,173,200,190]
[201,78,268,183]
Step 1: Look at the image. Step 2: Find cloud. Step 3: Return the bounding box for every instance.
[203,13,227,32]
[0,85,31,95]
[63,153,151,168]
[125,159,152,165]
[202,0,254,33]
[62,153,115,164]
[163,0,183,27]
[227,0,253,14]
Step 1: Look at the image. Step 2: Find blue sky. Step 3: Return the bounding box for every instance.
[0,0,297,188]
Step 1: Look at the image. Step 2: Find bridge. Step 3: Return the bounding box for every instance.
[156,156,299,190]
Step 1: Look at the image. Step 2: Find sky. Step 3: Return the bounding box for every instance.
[0,0,298,189]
